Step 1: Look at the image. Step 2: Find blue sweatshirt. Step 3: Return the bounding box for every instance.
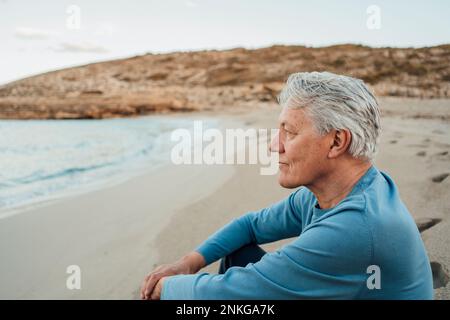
[161,166,434,299]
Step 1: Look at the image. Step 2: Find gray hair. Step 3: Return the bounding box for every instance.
[278,71,381,161]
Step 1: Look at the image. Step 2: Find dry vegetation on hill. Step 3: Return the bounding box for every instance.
[1,44,449,119]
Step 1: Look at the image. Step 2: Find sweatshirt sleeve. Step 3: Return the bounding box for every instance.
[161,207,372,300]
[194,188,305,266]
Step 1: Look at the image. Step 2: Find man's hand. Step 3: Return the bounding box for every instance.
[140,251,206,300]
[148,277,166,300]
[141,264,177,300]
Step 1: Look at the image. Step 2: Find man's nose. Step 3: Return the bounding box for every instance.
[269,130,283,153]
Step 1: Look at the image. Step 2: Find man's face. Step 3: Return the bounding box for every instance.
[270,107,332,188]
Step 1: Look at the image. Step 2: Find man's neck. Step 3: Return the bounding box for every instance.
[308,161,372,210]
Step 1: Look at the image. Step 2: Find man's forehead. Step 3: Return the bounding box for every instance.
[278,107,307,127]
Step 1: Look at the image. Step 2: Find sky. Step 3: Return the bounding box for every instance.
[0,0,449,85]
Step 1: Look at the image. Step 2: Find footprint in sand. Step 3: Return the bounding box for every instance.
[436,151,449,156]
[431,261,450,289]
[431,173,449,183]
[389,140,398,144]
[415,217,442,233]
[416,151,427,157]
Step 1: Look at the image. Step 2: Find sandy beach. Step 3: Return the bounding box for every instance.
[0,97,449,299]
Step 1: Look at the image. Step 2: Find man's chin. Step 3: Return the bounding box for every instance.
[278,176,301,189]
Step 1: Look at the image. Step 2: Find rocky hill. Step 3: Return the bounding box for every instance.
[0,44,449,119]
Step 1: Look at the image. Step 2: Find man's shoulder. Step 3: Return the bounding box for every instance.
[293,186,368,212]
[289,187,316,210]
[291,186,314,202]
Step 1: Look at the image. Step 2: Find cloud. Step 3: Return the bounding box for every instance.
[15,27,60,40]
[52,42,109,53]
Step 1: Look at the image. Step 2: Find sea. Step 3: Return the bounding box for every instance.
[0,116,217,215]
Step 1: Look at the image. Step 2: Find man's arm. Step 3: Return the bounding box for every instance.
[162,207,372,300]
[144,188,306,299]
[195,188,305,266]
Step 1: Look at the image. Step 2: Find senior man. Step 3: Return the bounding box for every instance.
[141,72,433,300]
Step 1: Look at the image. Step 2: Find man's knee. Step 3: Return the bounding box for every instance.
[218,243,267,274]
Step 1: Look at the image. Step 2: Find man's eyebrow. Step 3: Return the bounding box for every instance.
[280,121,299,131]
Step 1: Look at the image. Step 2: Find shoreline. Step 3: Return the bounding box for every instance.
[0,113,242,219]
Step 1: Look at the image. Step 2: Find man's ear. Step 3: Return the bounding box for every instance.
[328,129,352,158]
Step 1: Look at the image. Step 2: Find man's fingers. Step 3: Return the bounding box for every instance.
[140,281,148,299]
[150,278,163,300]
[150,290,159,300]
[140,274,151,299]
[141,266,172,300]
[144,274,161,299]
